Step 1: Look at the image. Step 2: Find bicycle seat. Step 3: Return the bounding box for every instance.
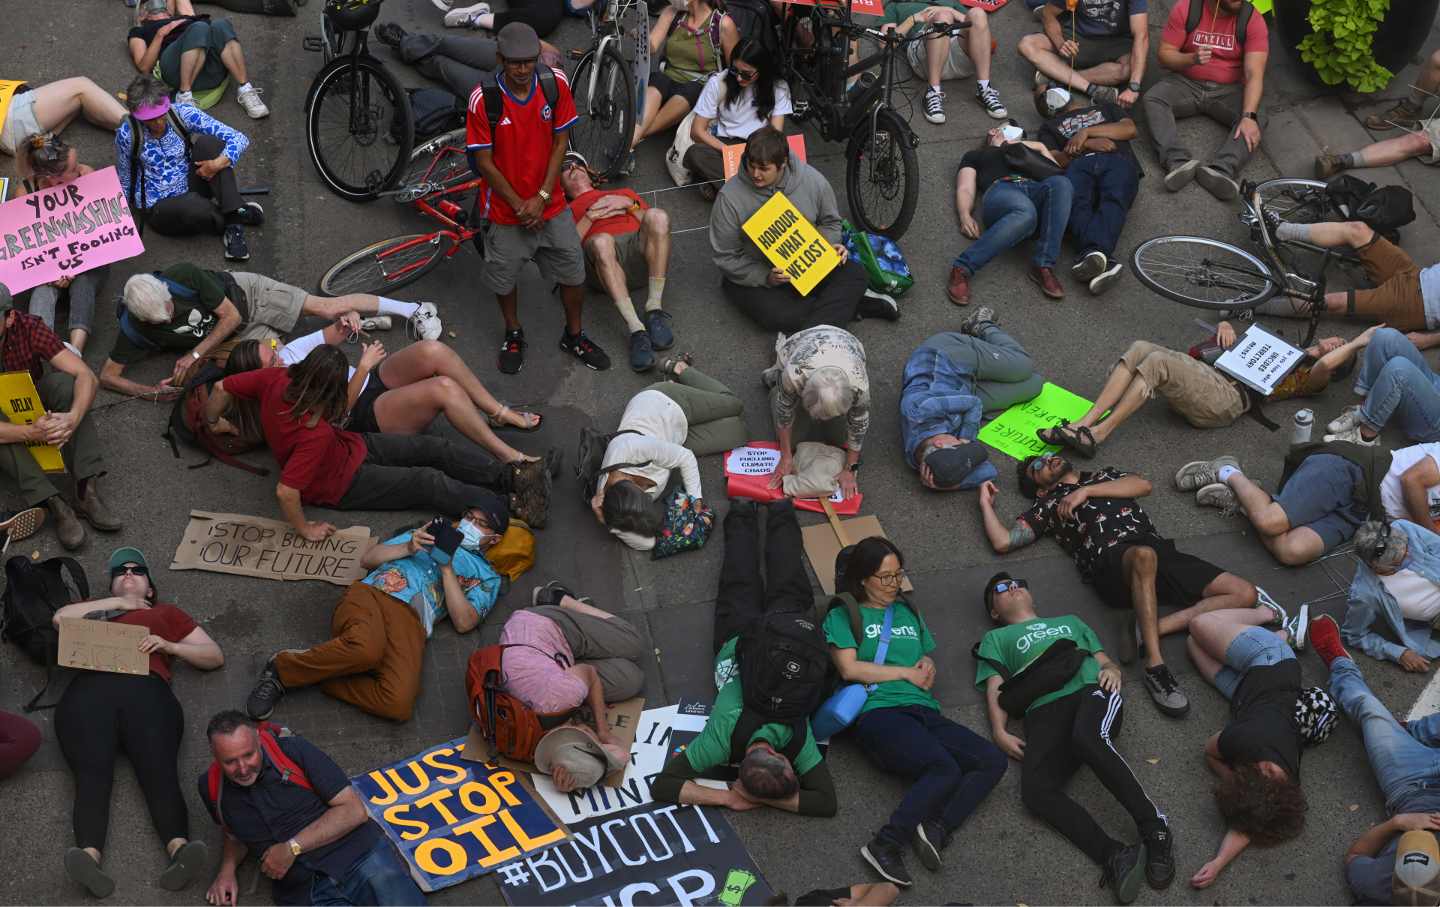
[325,0,382,31]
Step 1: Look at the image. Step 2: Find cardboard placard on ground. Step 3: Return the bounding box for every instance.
[466,697,645,790]
[977,382,1095,462]
[722,134,808,181]
[801,507,914,596]
[0,371,64,472]
[57,618,148,675]
[170,510,371,586]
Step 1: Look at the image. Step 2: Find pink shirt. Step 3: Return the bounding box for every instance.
[499,611,588,714]
[1162,0,1268,85]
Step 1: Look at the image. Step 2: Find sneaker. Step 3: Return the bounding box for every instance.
[1174,455,1239,491]
[231,201,266,227]
[0,507,45,552]
[858,288,901,321]
[374,22,408,47]
[1324,424,1379,446]
[1163,159,1200,191]
[959,305,997,336]
[1315,151,1347,180]
[1071,250,1107,283]
[237,84,270,119]
[1089,261,1124,295]
[923,87,947,125]
[358,315,393,332]
[1099,841,1147,905]
[628,330,656,372]
[1034,69,1050,88]
[1196,165,1239,201]
[407,301,443,341]
[1255,587,1288,627]
[1111,611,1138,666]
[976,83,1008,119]
[158,840,209,892]
[1027,265,1064,300]
[532,580,589,608]
[861,836,913,887]
[1144,824,1175,890]
[1088,85,1120,105]
[223,224,250,262]
[1195,482,1238,515]
[1286,603,1311,651]
[947,266,971,305]
[65,848,115,899]
[644,309,675,350]
[46,495,85,550]
[1365,98,1424,131]
[559,329,612,370]
[444,2,491,26]
[619,150,637,176]
[1310,614,1350,669]
[430,0,457,9]
[1143,664,1190,718]
[246,658,287,720]
[1328,405,1363,434]
[913,819,948,872]
[498,328,526,374]
[173,89,195,107]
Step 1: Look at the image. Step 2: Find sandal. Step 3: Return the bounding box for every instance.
[661,354,695,380]
[1036,419,1097,459]
[487,403,542,432]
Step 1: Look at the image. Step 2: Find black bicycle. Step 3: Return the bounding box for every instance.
[303,0,413,202]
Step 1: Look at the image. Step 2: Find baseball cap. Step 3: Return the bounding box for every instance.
[463,491,509,537]
[496,22,541,60]
[534,724,626,789]
[924,443,989,489]
[108,546,150,574]
[1394,830,1440,905]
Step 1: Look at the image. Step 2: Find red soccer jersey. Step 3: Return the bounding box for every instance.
[466,70,579,226]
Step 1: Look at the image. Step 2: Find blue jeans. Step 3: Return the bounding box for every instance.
[1213,627,1295,700]
[1064,155,1138,259]
[309,838,427,906]
[954,177,1073,275]
[1355,328,1440,441]
[851,705,1007,847]
[1330,656,1440,815]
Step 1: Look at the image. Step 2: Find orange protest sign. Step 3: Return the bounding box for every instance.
[722,134,808,181]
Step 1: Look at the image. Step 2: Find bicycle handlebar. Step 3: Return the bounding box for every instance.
[856,20,969,43]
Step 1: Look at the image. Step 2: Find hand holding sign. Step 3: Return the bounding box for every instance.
[0,166,144,294]
[742,193,840,296]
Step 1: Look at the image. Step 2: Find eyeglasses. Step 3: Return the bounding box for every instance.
[26,133,69,165]
[993,578,1028,594]
[871,570,907,588]
[112,564,149,577]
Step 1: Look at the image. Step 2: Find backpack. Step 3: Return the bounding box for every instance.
[663,7,725,74]
[478,66,560,134]
[0,555,89,711]
[1184,0,1254,51]
[466,644,577,763]
[576,427,650,503]
[972,637,1089,718]
[397,88,465,143]
[1325,174,1415,238]
[843,221,913,296]
[729,609,830,764]
[721,0,781,59]
[126,110,192,234]
[203,722,312,831]
[162,361,270,476]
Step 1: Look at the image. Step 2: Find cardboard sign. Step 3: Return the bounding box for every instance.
[801,511,912,596]
[170,511,372,586]
[351,737,570,892]
[977,382,1095,461]
[723,441,862,515]
[0,176,9,204]
[0,166,145,294]
[469,697,646,790]
[495,803,774,906]
[741,192,840,296]
[721,135,807,181]
[780,0,884,17]
[0,371,64,473]
[1214,323,1304,395]
[57,618,149,675]
[0,81,24,135]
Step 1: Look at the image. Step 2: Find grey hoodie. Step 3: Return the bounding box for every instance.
[708,153,844,288]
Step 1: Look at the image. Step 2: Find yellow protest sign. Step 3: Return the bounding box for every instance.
[741,192,840,296]
[0,371,64,473]
[0,81,27,136]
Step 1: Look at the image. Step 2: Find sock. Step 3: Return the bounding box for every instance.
[1342,151,1361,168]
[613,296,645,333]
[376,297,420,318]
[238,82,254,93]
[1274,222,1312,243]
[1217,465,1239,484]
[977,79,990,90]
[646,277,665,311]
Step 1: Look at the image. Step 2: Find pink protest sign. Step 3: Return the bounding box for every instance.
[782,0,885,17]
[0,166,144,294]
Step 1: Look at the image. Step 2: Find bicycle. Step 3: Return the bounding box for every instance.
[303,0,413,203]
[568,0,652,180]
[782,2,964,238]
[1130,178,1361,348]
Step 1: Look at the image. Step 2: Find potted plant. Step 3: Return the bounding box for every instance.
[1272,0,1440,92]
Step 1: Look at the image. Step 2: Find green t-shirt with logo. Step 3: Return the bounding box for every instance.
[684,636,823,775]
[822,599,938,715]
[973,615,1102,714]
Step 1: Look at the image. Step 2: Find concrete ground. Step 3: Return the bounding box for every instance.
[5,0,1440,903]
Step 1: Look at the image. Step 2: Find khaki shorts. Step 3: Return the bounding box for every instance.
[482,216,586,295]
[0,91,41,157]
[584,229,649,293]
[1351,236,1426,330]
[1119,340,1247,428]
[228,272,308,341]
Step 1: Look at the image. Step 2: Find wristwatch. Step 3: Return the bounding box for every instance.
[848,460,862,473]
[1243,111,1259,120]
[537,188,552,202]
[190,350,201,360]
[288,839,303,857]
[1127,82,1142,93]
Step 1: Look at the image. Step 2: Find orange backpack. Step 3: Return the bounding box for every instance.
[466,645,575,763]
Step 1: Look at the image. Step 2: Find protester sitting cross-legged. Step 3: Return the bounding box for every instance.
[765,325,869,502]
[101,265,441,400]
[128,0,268,116]
[979,456,1261,717]
[652,500,838,817]
[1185,607,1313,889]
[826,537,1005,888]
[877,4,1006,126]
[0,77,127,158]
[591,358,745,550]
[559,152,675,372]
[204,344,551,539]
[246,495,509,722]
[1322,327,1440,447]
[1341,519,1440,673]
[54,546,224,899]
[627,0,738,168]
[976,572,1173,905]
[710,127,898,332]
[199,711,426,907]
[683,38,793,188]
[1019,0,1148,109]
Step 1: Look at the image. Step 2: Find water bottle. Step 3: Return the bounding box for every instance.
[1292,409,1314,446]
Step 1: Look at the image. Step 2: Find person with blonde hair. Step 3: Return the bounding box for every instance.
[766,325,870,501]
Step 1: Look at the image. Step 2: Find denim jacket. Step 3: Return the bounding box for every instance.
[899,344,997,488]
[1344,519,1440,663]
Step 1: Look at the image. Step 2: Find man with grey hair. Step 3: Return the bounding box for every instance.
[1343,519,1440,673]
[765,324,868,501]
[100,264,441,399]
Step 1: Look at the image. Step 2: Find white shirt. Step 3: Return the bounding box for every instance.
[1380,568,1440,624]
[279,330,369,393]
[602,390,701,551]
[693,72,793,141]
[1381,443,1440,522]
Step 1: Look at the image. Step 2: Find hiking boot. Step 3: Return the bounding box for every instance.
[1286,603,1311,651]
[628,330,656,373]
[1365,98,1424,131]
[247,658,287,720]
[231,202,265,227]
[46,496,85,550]
[223,224,250,262]
[1314,151,1347,179]
[236,84,270,119]
[858,289,900,321]
[1089,261,1124,295]
[1328,405,1363,434]
[509,458,552,528]
[65,847,115,899]
[1027,265,1064,300]
[1174,455,1239,491]
[1196,165,1239,201]
[959,305,997,336]
[559,329,612,370]
[861,836,913,887]
[158,840,209,891]
[947,266,971,305]
[1310,614,1351,669]
[498,328,526,374]
[913,818,948,872]
[0,507,45,551]
[74,481,122,532]
[1143,664,1190,718]
[1325,423,1380,446]
[1099,841,1146,905]
[1071,250,1107,283]
[406,302,442,341]
[1195,482,1239,515]
[977,83,1008,119]
[1144,824,1175,890]
[1088,85,1120,105]
[1111,611,1138,666]
[358,315,392,332]
[644,309,675,350]
[1164,159,1200,191]
[923,87,947,124]
[374,22,409,47]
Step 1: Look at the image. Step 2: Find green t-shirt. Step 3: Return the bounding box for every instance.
[685,636,823,775]
[973,615,1102,715]
[108,263,230,364]
[822,599,938,715]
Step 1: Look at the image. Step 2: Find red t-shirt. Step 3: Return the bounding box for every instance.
[466,70,579,226]
[568,188,647,241]
[1163,0,1268,85]
[113,604,198,683]
[222,368,368,506]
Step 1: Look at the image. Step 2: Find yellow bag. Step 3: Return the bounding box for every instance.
[487,520,535,582]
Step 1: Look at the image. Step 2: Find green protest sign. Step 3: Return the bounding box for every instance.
[977,383,1095,461]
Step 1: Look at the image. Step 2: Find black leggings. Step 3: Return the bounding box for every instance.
[142,133,245,237]
[713,500,810,652]
[55,672,188,851]
[494,0,564,38]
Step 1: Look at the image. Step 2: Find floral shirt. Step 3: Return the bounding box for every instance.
[114,106,250,210]
[1020,467,1160,580]
[771,325,870,452]
[359,532,501,637]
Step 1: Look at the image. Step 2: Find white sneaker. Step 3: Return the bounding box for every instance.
[444,3,490,26]
[923,87,946,125]
[430,0,456,9]
[1195,482,1239,516]
[408,302,443,341]
[1327,404,1362,434]
[1286,603,1311,651]
[174,90,195,107]
[236,85,270,119]
[359,316,393,332]
[1323,424,1380,446]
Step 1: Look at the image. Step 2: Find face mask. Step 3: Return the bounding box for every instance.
[1044,86,1072,116]
[459,519,489,551]
[999,124,1024,142]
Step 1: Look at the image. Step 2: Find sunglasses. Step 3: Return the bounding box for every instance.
[112,564,149,577]
[1371,521,1396,562]
[993,578,1028,594]
[734,66,759,82]
[1026,453,1056,475]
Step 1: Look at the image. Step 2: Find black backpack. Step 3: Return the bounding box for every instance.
[724,0,781,59]
[0,555,89,710]
[729,610,830,763]
[395,88,465,143]
[479,66,559,134]
[1326,174,1416,239]
[576,427,650,503]
[1184,0,1253,50]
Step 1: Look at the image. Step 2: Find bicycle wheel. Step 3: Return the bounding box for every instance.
[307,56,414,202]
[1254,178,1333,225]
[400,128,471,194]
[845,107,919,238]
[569,44,634,180]
[1131,235,1280,312]
[319,233,455,296]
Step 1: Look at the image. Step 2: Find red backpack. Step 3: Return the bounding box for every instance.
[204,722,314,830]
[466,645,576,763]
